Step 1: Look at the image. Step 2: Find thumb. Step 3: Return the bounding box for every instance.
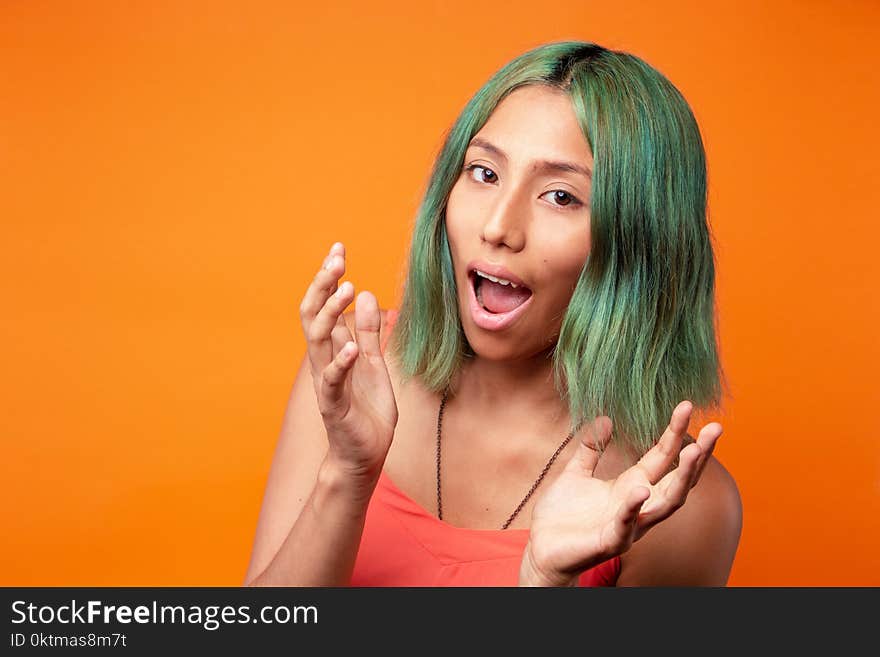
[568,416,613,477]
[354,291,382,359]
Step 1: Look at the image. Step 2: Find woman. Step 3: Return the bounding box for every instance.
[245,41,742,587]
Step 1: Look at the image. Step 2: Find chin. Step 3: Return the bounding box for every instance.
[466,339,516,361]
[459,319,533,361]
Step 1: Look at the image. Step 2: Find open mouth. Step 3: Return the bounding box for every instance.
[468,270,533,315]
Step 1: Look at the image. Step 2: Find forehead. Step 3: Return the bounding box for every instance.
[470,85,594,167]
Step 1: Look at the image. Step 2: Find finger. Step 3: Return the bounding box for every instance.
[567,416,612,478]
[307,278,354,379]
[319,340,358,420]
[325,242,345,295]
[354,291,382,359]
[636,400,692,484]
[330,312,354,360]
[299,242,345,325]
[300,243,346,323]
[610,485,651,547]
[687,422,722,489]
[299,244,348,371]
[638,442,702,527]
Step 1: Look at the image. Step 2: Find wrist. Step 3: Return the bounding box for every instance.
[518,542,579,587]
[316,454,380,509]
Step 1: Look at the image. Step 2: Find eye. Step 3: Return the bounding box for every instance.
[540,189,583,209]
[463,164,584,210]
[464,164,498,184]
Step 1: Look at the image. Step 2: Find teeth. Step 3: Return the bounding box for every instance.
[474,269,519,288]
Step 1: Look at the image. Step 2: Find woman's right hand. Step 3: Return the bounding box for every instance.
[299,242,399,485]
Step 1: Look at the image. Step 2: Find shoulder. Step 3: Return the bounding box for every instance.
[616,453,743,586]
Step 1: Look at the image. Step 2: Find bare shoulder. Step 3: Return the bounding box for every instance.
[617,454,743,586]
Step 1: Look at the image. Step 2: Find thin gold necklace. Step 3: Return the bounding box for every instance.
[435,387,576,530]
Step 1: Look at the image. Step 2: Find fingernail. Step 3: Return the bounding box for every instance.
[323,256,334,271]
[336,281,350,297]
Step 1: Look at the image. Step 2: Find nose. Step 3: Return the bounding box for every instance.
[480,182,529,251]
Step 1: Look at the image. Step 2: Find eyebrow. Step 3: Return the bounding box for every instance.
[467,137,592,181]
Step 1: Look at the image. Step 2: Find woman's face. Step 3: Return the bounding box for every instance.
[445,84,594,360]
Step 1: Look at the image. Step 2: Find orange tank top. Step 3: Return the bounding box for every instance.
[349,309,620,586]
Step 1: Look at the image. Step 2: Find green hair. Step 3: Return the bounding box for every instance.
[387,41,728,457]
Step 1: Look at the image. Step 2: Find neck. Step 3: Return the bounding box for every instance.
[450,348,568,424]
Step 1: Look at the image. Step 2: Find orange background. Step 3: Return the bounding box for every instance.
[2,1,878,586]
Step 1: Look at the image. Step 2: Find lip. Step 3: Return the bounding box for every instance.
[466,269,534,331]
[465,260,531,289]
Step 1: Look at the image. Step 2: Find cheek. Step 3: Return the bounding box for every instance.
[553,220,591,255]
[446,177,491,230]
[537,238,590,304]
[444,183,482,258]
[539,227,591,268]
[444,182,464,241]
[541,268,584,309]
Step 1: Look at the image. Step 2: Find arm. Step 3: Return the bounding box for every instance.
[243,308,390,586]
[246,449,377,587]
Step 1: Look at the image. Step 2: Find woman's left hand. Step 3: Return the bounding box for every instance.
[518,401,722,587]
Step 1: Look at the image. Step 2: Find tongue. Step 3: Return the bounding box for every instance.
[480,278,532,314]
